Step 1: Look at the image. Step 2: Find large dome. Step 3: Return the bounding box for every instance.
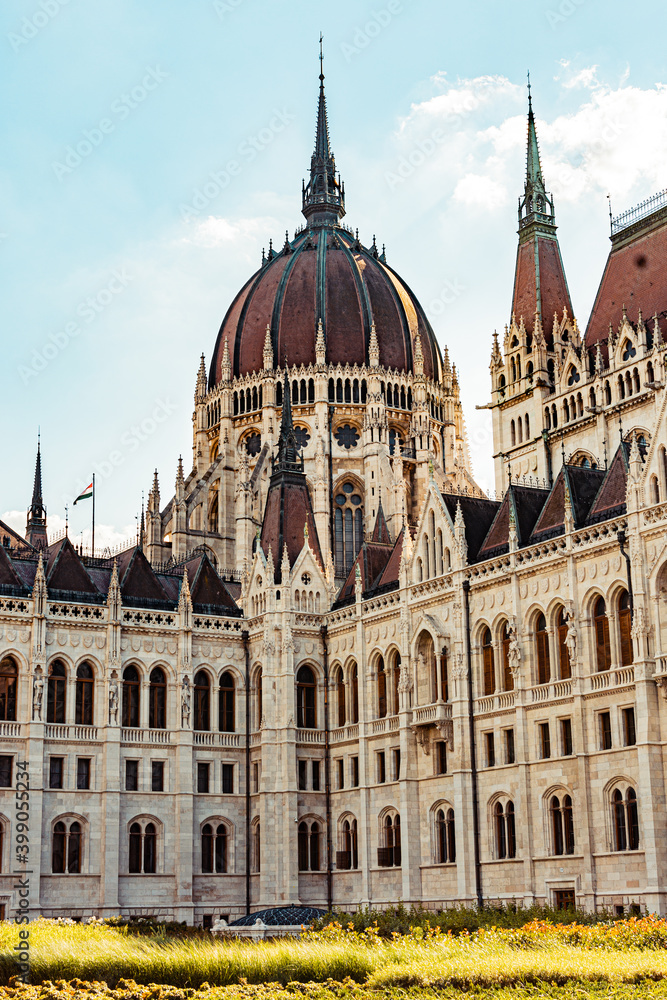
[209,227,442,385]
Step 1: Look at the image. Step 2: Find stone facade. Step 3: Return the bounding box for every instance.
[2,78,667,923]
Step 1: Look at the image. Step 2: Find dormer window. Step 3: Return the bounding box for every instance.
[622,340,636,361]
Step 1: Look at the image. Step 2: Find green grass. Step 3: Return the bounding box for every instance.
[4,918,667,994]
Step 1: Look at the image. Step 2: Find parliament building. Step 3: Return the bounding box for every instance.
[1,67,667,923]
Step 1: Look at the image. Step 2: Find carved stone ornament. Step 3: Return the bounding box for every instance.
[411,723,430,754]
[181,675,191,728]
[508,620,521,677]
[109,672,119,725]
[655,673,667,700]
[452,652,466,678]
[435,717,454,751]
[32,668,44,721]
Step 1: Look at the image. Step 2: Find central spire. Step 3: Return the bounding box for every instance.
[302,35,346,228]
[518,77,555,238]
[273,367,303,474]
[26,435,48,549]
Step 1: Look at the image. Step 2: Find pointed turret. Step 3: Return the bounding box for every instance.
[195,354,207,403]
[220,338,231,382]
[368,320,380,368]
[511,81,573,341]
[26,438,47,549]
[273,368,302,475]
[301,36,345,228]
[260,369,323,582]
[263,324,274,370]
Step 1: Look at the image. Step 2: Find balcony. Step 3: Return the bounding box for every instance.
[475,691,516,715]
[371,715,399,735]
[120,728,172,744]
[413,703,452,726]
[44,724,99,741]
[0,722,21,738]
[331,724,359,744]
[193,732,241,747]
[588,667,634,691]
[296,729,325,744]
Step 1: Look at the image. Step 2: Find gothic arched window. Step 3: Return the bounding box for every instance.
[334,482,363,575]
[47,660,67,724]
[594,597,611,672]
[296,666,316,729]
[481,627,495,696]
[0,657,17,722]
[122,665,140,728]
[129,820,157,873]
[377,657,387,718]
[149,667,166,730]
[194,671,210,732]
[618,590,633,667]
[52,819,81,874]
[202,823,227,873]
[75,663,94,726]
[219,671,235,732]
[536,613,550,685]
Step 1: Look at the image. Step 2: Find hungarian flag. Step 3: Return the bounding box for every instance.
[73,482,93,505]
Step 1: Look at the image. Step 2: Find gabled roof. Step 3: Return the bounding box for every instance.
[529,464,606,542]
[337,507,397,602]
[260,472,323,581]
[477,485,550,560]
[585,208,667,357]
[586,443,630,524]
[0,520,34,553]
[0,546,22,588]
[184,553,239,611]
[370,501,392,544]
[46,536,99,595]
[440,493,500,563]
[115,546,168,602]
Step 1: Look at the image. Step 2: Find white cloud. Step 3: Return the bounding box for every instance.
[1,511,138,555]
[180,214,281,249]
[453,173,509,210]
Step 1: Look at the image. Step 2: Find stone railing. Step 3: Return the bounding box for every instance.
[529,680,572,703]
[296,728,325,744]
[413,702,453,725]
[44,724,100,741]
[475,691,516,715]
[330,724,359,743]
[588,666,635,692]
[49,603,106,621]
[121,728,172,744]
[371,715,399,734]
[0,597,31,616]
[0,722,21,738]
[194,732,242,747]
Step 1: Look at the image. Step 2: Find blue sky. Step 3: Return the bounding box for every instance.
[2,0,667,548]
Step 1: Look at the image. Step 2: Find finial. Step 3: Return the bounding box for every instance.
[319,31,324,81]
[527,70,531,104]
[561,432,566,465]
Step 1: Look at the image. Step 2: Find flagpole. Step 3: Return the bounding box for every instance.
[92,474,96,559]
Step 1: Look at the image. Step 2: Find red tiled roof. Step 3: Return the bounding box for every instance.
[511,236,572,340]
[586,444,629,523]
[46,537,99,595]
[116,547,168,601]
[585,214,667,356]
[185,554,238,611]
[209,228,441,383]
[478,485,550,559]
[260,473,323,580]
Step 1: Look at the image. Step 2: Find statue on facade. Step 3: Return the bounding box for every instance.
[565,607,578,666]
[109,672,119,724]
[508,621,521,677]
[32,668,44,721]
[181,675,191,727]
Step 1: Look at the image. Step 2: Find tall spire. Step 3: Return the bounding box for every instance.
[26,435,48,549]
[274,368,303,474]
[510,77,573,340]
[518,77,554,235]
[302,35,345,228]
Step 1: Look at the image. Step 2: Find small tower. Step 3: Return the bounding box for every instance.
[26,438,48,549]
[301,37,346,228]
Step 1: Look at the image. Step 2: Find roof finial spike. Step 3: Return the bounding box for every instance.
[302,36,345,227]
